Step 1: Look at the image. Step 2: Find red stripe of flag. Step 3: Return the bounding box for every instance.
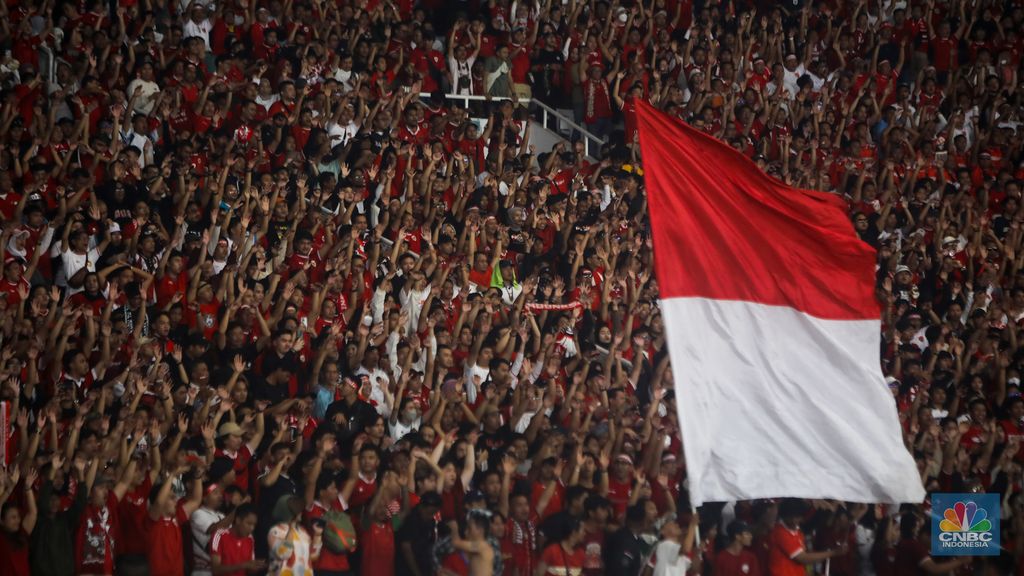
[636,100,880,321]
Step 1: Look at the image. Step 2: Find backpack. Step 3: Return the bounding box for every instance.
[322,510,358,554]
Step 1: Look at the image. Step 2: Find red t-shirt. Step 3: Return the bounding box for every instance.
[606,478,631,518]
[540,543,585,574]
[145,504,189,576]
[156,271,187,308]
[441,481,465,523]
[0,529,29,576]
[930,36,957,72]
[531,480,564,520]
[215,445,254,492]
[0,192,22,221]
[210,528,255,576]
[347,475,377,511]
[714,547,762,576]
[504,517,538,576]
[581,528,605,575]
[359,521,395,576]
[767,524,805,576]
[893,537,930,576]
[118,478,152,556]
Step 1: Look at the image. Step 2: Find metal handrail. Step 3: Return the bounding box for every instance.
[418,92,606,159]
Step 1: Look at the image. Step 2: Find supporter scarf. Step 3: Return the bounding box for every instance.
[524,302,582,312]
[510,518,535,549]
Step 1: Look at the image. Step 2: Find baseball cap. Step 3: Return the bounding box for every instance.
[218,422,243,438]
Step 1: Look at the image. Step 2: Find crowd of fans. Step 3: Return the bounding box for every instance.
[0,0,1021,574]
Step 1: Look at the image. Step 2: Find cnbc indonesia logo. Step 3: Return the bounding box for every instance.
[932,495,999,556]
[939,502,992,544]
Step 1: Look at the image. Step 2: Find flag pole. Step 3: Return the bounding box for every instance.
[692,506,700,549]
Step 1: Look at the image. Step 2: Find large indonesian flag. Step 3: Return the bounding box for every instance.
[636,101,924,506]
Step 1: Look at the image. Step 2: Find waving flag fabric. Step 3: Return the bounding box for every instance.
[636,101,924,506]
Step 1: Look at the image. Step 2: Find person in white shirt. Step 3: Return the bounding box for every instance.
[389,396,423,442]
[183,4,213,52]
[329,53,359,93]
[781,54,807,100]
[60,227,109,295]
[448,22,482,96]
[326,102,361,148]
[649,516,698,576]
[190,484,228,576]
[126,61,161,116]
[121,114,156,167]
[355,349,391,416]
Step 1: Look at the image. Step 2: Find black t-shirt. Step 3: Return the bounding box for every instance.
[479,424,512,452]
[220,342,260,367]
[604,527,644,576]
[255,473,298,556]
[250,377,290,405]
[325,398,379,438]
[396,510,438,576]
[258,350,301,378]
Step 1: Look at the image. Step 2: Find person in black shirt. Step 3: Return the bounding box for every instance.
[396,491,442,576]
[325,376,379,441]
[539,485,589,543]
[255,442,298,558]
[250,367,293,405]
[604,500,647,576]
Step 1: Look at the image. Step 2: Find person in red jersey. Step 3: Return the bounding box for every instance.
[714,520,761,576]
[768,500,847,576]
[210,504,265,576]
[145,464,202,576]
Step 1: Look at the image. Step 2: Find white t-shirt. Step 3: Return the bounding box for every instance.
[126,78,161,115]
[190,506,225,574]
[183,18,213,51]
[255,93,280,112]
[449,55,476,95]
[782,64,807,100]
[355,366,390,415]
[464,363,490,405]
[61,248,100,295]
[651,540,692,576]
[327,120,359,147]
[390,416,421,442]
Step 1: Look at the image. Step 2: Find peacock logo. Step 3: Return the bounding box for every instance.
[939,501,992,533]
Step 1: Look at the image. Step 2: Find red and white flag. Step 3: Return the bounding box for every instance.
[637,102,924,505]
